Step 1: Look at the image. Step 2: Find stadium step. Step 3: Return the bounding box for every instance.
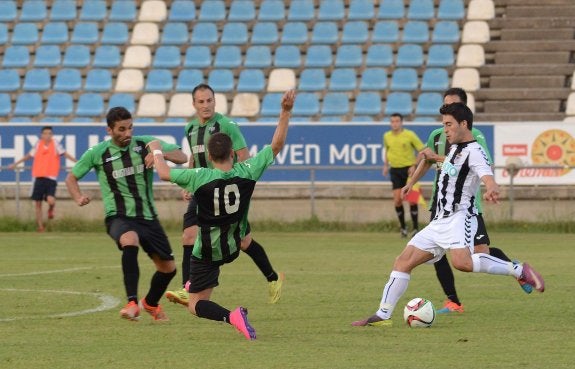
[475,88,571,100]
[488,76,567,89]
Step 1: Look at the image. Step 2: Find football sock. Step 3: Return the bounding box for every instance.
[409,204,419,230]
[376,271,410,320]
[243,240,278,282]
[471,253,522,278]
[195,300,231,323]
[434,255,461,305]
[145,269,176,307]
[395,206,406,229]
[489,247,511,262]
[181,245,193,287]
[121,246,139,303]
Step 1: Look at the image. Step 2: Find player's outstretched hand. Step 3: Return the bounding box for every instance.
[76,195,91,206]
[281,90,296,112]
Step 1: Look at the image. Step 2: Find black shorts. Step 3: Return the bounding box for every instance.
[474,213,490,246]
[183,197,251,235]
[105,216,174,261]
[31,177,57,201]
[389,166,410,190]
[187,252,239,293]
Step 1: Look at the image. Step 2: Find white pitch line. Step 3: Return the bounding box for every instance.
[0,265,119,278]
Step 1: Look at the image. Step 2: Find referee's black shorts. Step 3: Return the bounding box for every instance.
[31,177,57,201]
[187,252,239,293]
[105,216,174,260]
[389,166,410,190]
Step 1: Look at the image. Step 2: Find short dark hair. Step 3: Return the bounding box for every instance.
[443,88,467,105]
[41,126,53,133]
[390,113,403,121]
[208,133,233,163]
[439,102,473,130]
[106,107,132,128]
[192,83,215,101]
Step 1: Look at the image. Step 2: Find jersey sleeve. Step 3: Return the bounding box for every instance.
[170,168,199,192]
[138,135,181,152]
[71,148,95,179]
[472,129,493,165]
[225,121,248,152]
[239,145,274,181]
[469,145,493,179]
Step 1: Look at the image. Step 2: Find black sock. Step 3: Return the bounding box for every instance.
[489,247,511,262]
[409,204,419,230]
[145,269,176,307]
[195,300,231,323]
[182,245,193,286]
[243,239,278,282]
[121,246,139,303]
[395,206,406,229]
[434,255,461,305]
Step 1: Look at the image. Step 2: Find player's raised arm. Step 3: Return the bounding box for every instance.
[270,90,296,156]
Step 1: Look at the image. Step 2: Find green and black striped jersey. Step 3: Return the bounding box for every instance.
[170,146,274,262]
[72,136,180,220]
[184,113,247,169]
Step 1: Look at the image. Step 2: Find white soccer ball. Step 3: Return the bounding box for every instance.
[403,298,435,328]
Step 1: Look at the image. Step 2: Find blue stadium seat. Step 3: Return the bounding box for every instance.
[110,1,137,21]
[176,69,204,92]
[76,93,104,117]
[335,45,362,67]
[312,22,338,44]
[354,92,382,115]
[288,1,314,21]
[251,22,278,44]
[416,92,443,115]
[45,93,73,116]
[0,24,7,44]
[0,70,20,92]
[42,22,68,44]
[20,0,47,21]
[372,21,399,43]
[299,69,326,92]
[438,0,465,20]
[396,44,424,67]
[93,45,121,68]
[293,93,320,116]
[154,46,181,68]
[221,23,248,45]
[80,0,106,21]
[102,23,129,44]
[318,0,344,20]
[260,93,282,116]
[408,0,435,20]
[342,21,369,44]
[169,0,196,21]
[184,46,211,68]
[229,0,255,21]
[403,21,429,43]
[274,46,301,68]
[214,46,242,68]
[360,68,388,90]
[198,1,225,22]
[365,44,393,67]
[34,45,61,67]
[305,45,332,68]
[282,22,308,44]
[2,46,30,68]
[161,23,188,44]
[427,44,455,67]
[378,0,404,19]
[54,69,82,91]
[71,23,98,44]
[191,23,218,45]
[259,0,285,21]
[109,93,136,113]
[14,93,42,116]
[12,23,39,44]
[348,0,375,20]
[237,69,266,92]
[85,69,112,92]
[390,68,418,91]
[385,92,413,115]
[432,21,460,43]
[421,68,449,91]
[322,93,349,116]
[50,1,76,21]
[208,70,234,92]
[0,1,17,22]
[329,68,356,91]
[244,46,272,68]
[23,69,51,91]
[63,45,90,67]
[145,69,173,92]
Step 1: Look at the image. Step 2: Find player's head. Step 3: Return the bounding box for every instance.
[192,83,216,123]
[207,133,234,163]
[440,102,473,143]
[443,87,467,105]
[390,113,403,132]
[40,126,53,142]
[106,107,133,147]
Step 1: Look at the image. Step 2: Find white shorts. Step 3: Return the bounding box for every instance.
[408,212,478,264]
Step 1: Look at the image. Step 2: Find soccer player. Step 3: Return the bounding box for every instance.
[149,89,296,340]
[383,113,425,237]
[165,83,284,307]
[9,126,76,232]
[65,107,188,322]
[352,102,544,327]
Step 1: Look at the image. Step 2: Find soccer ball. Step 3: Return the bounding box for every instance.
[403,298,435,328]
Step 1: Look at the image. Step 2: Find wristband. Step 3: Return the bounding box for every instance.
[152,149,163,157]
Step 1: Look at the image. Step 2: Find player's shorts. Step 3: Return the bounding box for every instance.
[30,177,57,201]
[183,197,251,235]
[408,211,478,264]
[474,213,490,246]
[105,216,174,261]
[187,252,240,293]
[389,166,410,190]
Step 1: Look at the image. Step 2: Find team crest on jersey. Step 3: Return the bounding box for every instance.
[442,161,459,177]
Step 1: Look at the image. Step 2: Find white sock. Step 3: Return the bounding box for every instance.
[471,253,522,278]
[375,271,410,320]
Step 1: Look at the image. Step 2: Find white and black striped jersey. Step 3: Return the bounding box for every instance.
[430,140,493,220]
